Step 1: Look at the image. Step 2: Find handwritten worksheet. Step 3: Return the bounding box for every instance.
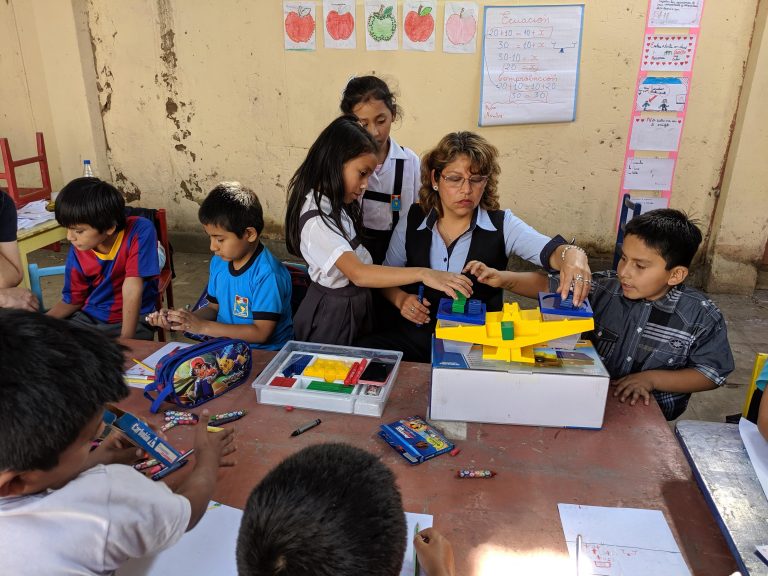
[636,77,688,112]
[623,157,675,190]
[479,4,584,126]
[648,0,704,28]
[641,34,697,72]
[629,116,683,152]
[559,503,691,575]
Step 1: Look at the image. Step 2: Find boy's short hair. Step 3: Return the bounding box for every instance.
[198,182,264,237]
[0,310,129,472]
[236,443,407,576]
[55,177,127,233]
[624,208,703,269]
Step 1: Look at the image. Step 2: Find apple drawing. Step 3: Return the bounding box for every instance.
[368,5,396,42]
[326,8,354,41]
[404,5,434,42]
[285,6,315,43]
[445,7,476,46]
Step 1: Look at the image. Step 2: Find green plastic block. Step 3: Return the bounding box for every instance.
[452,292,467,313]
[501,320,514,341]
[307,380,354,394]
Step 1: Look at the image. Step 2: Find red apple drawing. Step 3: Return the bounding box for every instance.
[404,5,434,43]
[326,8,354,40]
[445,7,476,46]
[285,6,315,43]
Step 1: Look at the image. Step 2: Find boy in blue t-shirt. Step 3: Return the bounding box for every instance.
[147,182,293,350]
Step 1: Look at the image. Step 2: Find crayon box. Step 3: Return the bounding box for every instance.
[379,416,454,465]
[103,404,183,467]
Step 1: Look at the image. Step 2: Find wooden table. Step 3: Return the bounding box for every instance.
[676,420,768,576]
[16,218,66,288]
[122,340,737,576]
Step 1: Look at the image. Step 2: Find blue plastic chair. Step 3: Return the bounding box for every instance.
[28,262,65,311]
[612,194,642,270]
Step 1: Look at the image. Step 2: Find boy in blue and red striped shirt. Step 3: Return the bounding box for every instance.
[47,178,159,340]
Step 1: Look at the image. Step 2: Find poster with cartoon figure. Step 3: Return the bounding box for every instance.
[284,1,317,51]
[323,0,356,49]
[636,77,688,112]
[365,1,398,51]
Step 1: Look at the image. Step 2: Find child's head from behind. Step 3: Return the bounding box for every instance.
[285,116,378,256]
[55,177,126,252]
[340,76,401,153]
[199,182,264,266]
[0,310,129,496]
[619,208,702,301]
[236,443,407,576]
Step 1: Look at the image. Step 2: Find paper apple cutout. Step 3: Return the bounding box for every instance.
[327,8,354,40]
[404,5,434,42]
[285,6,315,43]
[368,5,396,42]
[445,7,476,46]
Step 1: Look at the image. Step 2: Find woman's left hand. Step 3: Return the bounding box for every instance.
[557,246,591,307]
[400,294,431,325]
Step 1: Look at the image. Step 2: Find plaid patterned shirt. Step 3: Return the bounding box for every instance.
[552,271,734,420]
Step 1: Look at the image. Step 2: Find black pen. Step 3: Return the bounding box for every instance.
[290,418,321,437]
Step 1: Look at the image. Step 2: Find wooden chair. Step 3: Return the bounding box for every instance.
[0,132,52,208]
[612,193,641,270]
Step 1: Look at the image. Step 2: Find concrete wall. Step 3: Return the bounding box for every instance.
[0,0,766,291]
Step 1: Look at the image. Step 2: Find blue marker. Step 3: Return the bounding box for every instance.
[416,285,425,327]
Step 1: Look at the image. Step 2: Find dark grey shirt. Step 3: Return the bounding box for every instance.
[552,271,734,420]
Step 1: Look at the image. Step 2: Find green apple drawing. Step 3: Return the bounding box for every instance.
[368,5,396,42]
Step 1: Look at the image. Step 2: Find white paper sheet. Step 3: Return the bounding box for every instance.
[648,0,704,28]
[641,34,697,72]
[402,1,436,51]
[480,5,584,126]
[623,157,675,191]
[739,417,768,502]
[124,342,190,388]
[626,197,669,221]
[323,0,356,49]
[443,2,478,54]
[629,116,683,152]
[16,200,56,230]
[283,1,317,50]
[402,512,434,576]
[365,1,398,51]
[558,503,691,576]
[636,77,688,112]
[117,502,242,576]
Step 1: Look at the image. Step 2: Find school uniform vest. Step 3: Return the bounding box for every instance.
[362,158,405,265]
[402,204,508,315]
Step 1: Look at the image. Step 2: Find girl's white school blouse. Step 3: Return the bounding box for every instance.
[300,193,373,289]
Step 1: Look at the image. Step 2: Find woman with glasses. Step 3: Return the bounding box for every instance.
[357,131,591,362]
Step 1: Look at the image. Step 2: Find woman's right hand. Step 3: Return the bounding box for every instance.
[399,293,431,325]
[421,269,473,299]
[463,260,504,288]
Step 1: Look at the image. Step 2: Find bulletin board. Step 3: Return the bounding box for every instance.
[479,4,584,126]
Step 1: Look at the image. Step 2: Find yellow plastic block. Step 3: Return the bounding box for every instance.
[302,358,353,382]
[435,302,594,364]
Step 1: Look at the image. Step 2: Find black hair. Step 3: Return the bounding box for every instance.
[236,443,407,576]
[0,310,129,472]
[198,181,265,237]
[340,75,401,119]
[285,115,378,257]
[624,208,703,269]
[55,177,126,233]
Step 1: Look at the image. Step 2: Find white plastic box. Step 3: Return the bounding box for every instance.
[252,341,402,417]
[430,338,610,429]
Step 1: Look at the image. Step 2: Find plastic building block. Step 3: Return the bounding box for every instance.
[270,376,296,387]
[281,354,313,377]
[537,292,593,318]
[303,358,353,382]
[307,380,354,394]
[500,321,514,341]
[451,292,467,313]
[435,301,594,364]
[344,359,368,385]
[436,298,486,325]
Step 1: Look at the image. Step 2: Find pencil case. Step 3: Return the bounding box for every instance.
[143,337,252,413]
[378,416,454,465]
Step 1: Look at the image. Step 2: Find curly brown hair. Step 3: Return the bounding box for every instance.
[418,132,501,216]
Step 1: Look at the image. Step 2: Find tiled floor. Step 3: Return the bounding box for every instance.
[29,241,768,425]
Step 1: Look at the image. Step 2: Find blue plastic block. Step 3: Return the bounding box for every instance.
[282,353,313,377]
[436,298,486,325]
[537,292,593,318]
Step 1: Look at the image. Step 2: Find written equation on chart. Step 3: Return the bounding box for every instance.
[479,5,584,126]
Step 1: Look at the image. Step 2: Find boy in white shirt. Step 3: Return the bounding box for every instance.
[0,310,235,575]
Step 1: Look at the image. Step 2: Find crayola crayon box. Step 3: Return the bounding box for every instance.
[378,416,454,465]
[103,404,183,467]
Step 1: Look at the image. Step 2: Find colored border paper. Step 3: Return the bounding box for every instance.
[636,77,689,112]
[443,2,478,54]
[284,2,317,50]
[641,33,697,72]
[324,0,356,49]
[649,0,703,28]
[365,1,398,51]
[624,157,675,191]
[479,4,584,126]
[403,1,437,51]
[629,116,683,152]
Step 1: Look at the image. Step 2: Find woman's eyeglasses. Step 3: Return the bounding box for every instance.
[440,174,489,190]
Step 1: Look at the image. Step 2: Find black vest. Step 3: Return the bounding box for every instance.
[402,204,508,314]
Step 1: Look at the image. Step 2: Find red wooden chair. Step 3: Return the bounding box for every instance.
[0,132,52,208]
